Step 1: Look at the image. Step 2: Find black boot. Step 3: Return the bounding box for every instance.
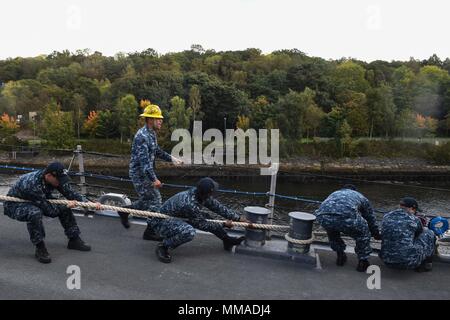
[156,243,172,263]
[415,256,433,272]
[118,212,130,229]
[336,251,347,266]
[68,237,91,251]
[35,242,52,264]
[356,259,370,272]
[223,235,245,251]
[143,225,163,241]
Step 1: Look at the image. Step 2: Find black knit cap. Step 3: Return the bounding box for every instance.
[343,184,357,191]
[196,177,219,197]
[400,197,422,212]
[44,162,70,185]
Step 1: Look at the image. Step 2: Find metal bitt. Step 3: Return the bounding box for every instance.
[287,212,316,254]
[244,206,270,247]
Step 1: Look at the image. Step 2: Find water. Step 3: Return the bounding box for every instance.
[1,173,449,225]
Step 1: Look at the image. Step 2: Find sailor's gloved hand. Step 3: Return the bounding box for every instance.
[171,156,183,166]
[238,216,256,229]
[93,202,102,210]
[372,230,382,241]
[153,179,162,189]
[224,220,234,228]
[239,216,250,223]
[67,200,77,209]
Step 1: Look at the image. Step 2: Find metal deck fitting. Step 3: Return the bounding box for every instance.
[235,208,320,268]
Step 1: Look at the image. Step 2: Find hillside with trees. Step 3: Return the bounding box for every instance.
[1,46,450,161]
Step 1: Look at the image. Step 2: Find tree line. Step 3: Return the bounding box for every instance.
[1,46,450,150]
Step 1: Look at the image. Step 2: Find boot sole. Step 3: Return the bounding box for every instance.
[36,256,52,264]
[67,246,92,252]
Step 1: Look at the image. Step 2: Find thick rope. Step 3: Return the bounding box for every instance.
[285,233,314,245]
[0,195,290,232]
[438,237,450,247]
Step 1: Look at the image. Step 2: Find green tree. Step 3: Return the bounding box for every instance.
[168,96,192,130]
[72,93,87,139]
[41,100,75,148]
[395,108,417,138]
[340,90,369,137]
[188,85,203,121]
[116,94,138,142]
[444,113,450,136]
[275,89,310,139]
[366,84,397,137]
[332,60,370,97]
[337,119,352,156]
[392,65,415,112]
[249,96,276,130]
[96,110,119,139]
[412,65,450,117]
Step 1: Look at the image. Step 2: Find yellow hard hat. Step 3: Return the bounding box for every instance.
[140,104,164,119]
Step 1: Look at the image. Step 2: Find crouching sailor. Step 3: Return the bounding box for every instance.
[3,162,101,264]
[314,185,381,272]
[379,197,436,272]
[149,177,248,263]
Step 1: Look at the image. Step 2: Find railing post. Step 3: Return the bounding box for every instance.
[266,163,279,240]
[76,145,87,196]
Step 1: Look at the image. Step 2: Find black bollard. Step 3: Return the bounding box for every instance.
[287,212,316,254]
[244,206,270,247]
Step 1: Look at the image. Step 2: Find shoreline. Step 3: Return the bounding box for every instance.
[1,153,450,182]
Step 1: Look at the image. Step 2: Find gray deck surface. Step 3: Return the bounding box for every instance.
[1,207,449,300]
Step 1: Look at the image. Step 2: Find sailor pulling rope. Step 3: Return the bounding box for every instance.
[0,194,290,232]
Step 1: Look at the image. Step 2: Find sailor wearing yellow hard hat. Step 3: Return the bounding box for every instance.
[119,101,182,235]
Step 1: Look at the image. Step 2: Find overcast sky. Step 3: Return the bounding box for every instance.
[1,0,449,62]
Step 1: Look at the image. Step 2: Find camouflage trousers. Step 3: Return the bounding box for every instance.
[317,213,372,260]
[129,175,162,212]
[3,202,80,245]
[148,217,228,249]
[381,229,436,269]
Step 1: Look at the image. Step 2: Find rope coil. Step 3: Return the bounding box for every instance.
[285,233,314,245]
[438,237,450,247]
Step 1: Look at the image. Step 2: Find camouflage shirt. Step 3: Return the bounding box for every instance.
[6,170,86,216]
[160,188,241,227]
[129,125,172,182]
[315,188,379,234]
[380,208,425,263]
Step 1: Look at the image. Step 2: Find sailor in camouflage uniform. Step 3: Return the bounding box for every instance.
[3,162,101,264]
[314,185,381,272]
[379,197,436,272]
[119,103,182,232]
[150,177,248,263]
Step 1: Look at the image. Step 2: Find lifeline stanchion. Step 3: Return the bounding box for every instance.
[76,145,87,195]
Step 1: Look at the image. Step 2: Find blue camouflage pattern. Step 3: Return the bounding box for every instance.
[314,188,379,260]
[129,125,172,209]
[148,188,241,249]
[379,208,436,269]
[3,170,85,245]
